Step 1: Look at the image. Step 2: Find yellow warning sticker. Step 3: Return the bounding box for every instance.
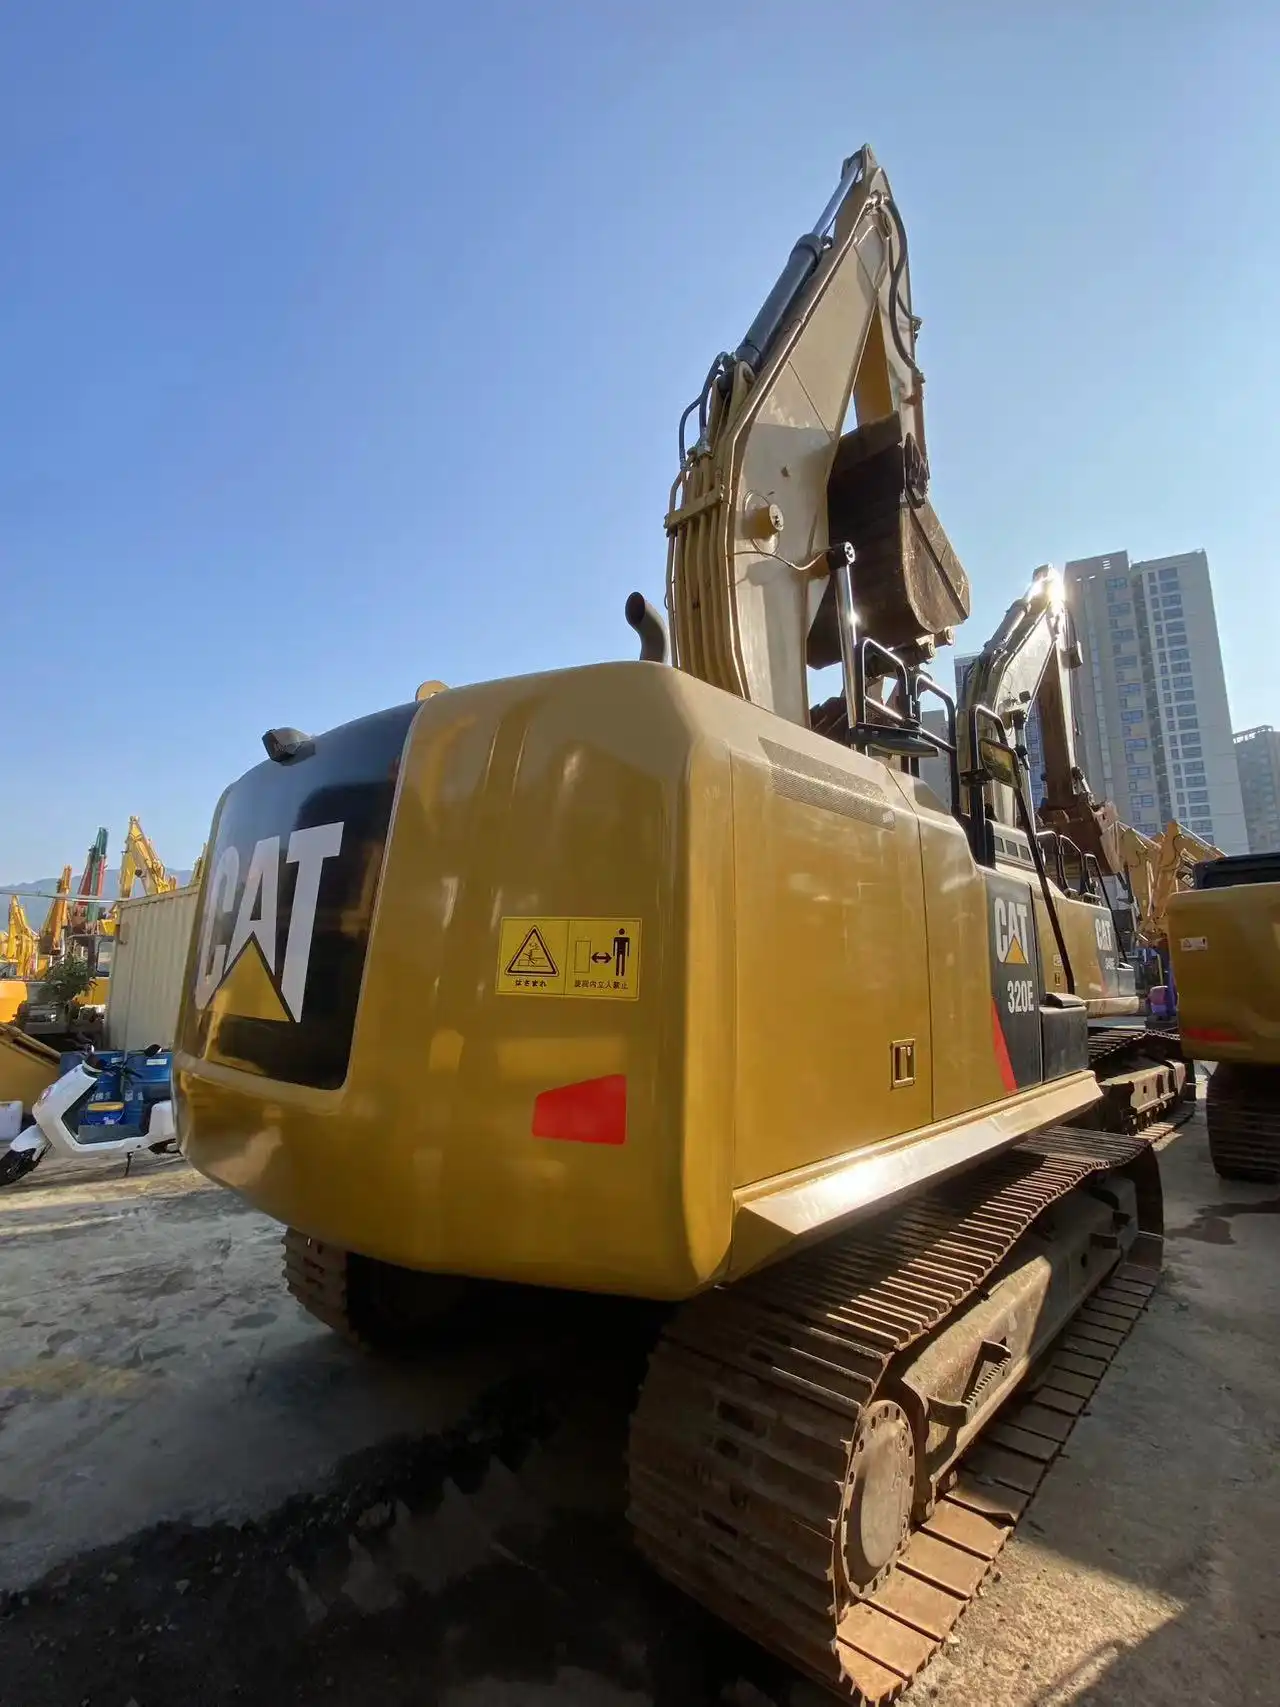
[495,917,641,999]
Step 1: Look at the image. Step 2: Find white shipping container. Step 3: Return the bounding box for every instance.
[105,887,200,1051]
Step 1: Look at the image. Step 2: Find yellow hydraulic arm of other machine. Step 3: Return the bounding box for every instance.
[665,145,970,727]
[118,815,180,902]
[1149,820,1223,942]
[1099,815,1161,945]
[955,565,1097,826]
[3,897,39,979]
[36,866,72,961]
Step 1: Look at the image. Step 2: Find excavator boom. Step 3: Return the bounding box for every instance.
[1149,819,1223,942]
[118,815,179,901]
[666,146,970,727]
[3,897,39,979]
[37,866,72,959]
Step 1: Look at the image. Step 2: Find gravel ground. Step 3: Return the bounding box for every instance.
[0,1101,1276,1707]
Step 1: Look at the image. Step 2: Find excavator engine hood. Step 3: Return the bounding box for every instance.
[175,662,1094,1302]
[174,665,727,1299]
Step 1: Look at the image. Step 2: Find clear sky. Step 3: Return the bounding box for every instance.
[4,2,1277,878]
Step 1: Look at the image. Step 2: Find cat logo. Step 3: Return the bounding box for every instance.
[193,822,344,1023]
[993,895,1031,966]
[1094,913,1116,953]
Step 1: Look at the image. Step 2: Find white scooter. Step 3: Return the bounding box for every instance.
[0,1046,177,1186]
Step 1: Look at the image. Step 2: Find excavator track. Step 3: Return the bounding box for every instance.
[1087,1027,1182,1073]
[629,1124,1164,1704]
[284,1226,470,1350]
[1206,1065,1280,1183]
[1085,1027,1192,1129]
[283,1229,369,1347]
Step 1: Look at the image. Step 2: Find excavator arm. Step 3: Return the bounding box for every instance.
[1149,821,1224,942]
[666,146,970,728]
[4,897,39,979]
[37,866,72,959]
[118,815,179,900]
[955,564,1105,839]
[1099,816,1160,945]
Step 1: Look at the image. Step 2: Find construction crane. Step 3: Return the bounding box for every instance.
[174,148,1180,1702]
[118,816,180,901]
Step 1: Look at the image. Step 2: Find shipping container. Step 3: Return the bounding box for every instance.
[105,887,199,1051]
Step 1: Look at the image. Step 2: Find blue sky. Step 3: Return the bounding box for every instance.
[3,2,1276,877]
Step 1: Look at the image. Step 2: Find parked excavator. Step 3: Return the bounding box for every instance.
[1100,816,1159,950]
[116,815,181,902]
[1100,815,1224,1011]
[0,896,40,1029]
[1148,821,1223,940]
[1,895,39,981]
[1169,851,1280,1181]
[36,866,72,963]
[175,147,1182,1701]
[0,885,61,1121]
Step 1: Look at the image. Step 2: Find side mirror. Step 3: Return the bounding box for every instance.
[979,734,1021,790]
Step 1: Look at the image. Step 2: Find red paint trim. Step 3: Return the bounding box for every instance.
[990,999,1018,1093]
[1181,1026,1240,1044]
[531,1075,627,1146]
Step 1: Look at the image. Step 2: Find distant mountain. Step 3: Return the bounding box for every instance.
[1,873,195,931]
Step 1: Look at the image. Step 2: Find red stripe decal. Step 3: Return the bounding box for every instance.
[991,999,1018,1093]
[532,1074,627,1145]
[1182,1026,1239,1044]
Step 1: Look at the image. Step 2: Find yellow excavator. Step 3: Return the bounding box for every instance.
[0,900,61,1112]
[175,148,1182,1700]
[1101,813,1222,965]
[1148,821,1223,939]
[2,895,39,980]
[1169,852,1280,1181]
[0,895,40,1028]
[116,814,181,904]
[1100,816,1159,948]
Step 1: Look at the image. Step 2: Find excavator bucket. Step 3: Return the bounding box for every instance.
[0,1022,60,1116]
[810,411,970,666]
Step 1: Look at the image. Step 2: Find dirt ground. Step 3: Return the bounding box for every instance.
[1,1103,1277,1707]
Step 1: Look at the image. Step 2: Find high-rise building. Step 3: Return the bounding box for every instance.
[1062,550,1247,852]
[1234,725,1280,853]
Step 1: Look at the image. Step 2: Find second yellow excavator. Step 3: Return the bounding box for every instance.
[174,148,1182,1700]
[116,815,181,904]
[1169,852,1280,1181]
